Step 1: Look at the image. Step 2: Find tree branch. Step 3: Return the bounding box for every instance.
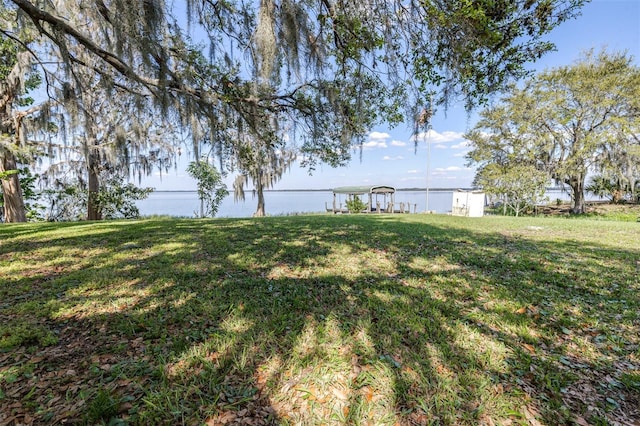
[11,0,210,102]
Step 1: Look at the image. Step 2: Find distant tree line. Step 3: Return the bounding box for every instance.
[2,0,586,221]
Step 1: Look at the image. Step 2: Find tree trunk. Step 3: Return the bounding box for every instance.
[0,151,27,223]
[254,182,265,217]
[87,150,102,220]
[569,177,586,214]
[626,175,637,203]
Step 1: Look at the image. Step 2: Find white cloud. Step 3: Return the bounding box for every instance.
[362,131,392,149]
[435,130,465,142]
[391,140,407,147]
[363,140,388,149]
[369,131,390,140]
[407,169,420,174]
[453,151,469,158]
[434,144,447,149]
[383,155,404,161]
[413,129,466,144]
[451,141,470,149]
[434,166,467,172]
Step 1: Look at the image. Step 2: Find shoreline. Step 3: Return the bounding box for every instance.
[151,187,473,193]
[147,187,577,193]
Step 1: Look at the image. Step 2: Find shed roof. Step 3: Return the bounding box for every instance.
[332,185,395,195]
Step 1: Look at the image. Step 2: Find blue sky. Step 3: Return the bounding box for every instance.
[145,0,640,191]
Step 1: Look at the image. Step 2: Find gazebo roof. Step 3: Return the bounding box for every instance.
[332,185,395,195]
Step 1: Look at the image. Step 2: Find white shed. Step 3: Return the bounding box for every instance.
[451,190,485,217]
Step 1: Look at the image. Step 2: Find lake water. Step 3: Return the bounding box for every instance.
[136,188,581,218]
[137,189,459,218]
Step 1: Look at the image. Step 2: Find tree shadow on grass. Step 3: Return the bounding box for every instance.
[1,215,638,425]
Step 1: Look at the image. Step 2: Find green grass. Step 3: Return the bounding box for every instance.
[1,214,639,425]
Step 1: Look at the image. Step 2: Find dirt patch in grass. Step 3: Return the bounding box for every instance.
[538,201,640,218]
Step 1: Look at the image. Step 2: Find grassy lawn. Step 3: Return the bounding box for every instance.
[1,214,638,425]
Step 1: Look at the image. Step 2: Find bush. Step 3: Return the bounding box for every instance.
[346,196,366,213]
[587,174,634,203]
[187,159,228,218]
[96,175,153,219]
[39,174,152,221]
[0,167,45,222]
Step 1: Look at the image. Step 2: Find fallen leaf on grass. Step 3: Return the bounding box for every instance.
[206,411,236,425]
[206,352,220,362]
[482,416,496,426]
[332,387,348,401]
[119,402,133,414]
[573,416,590,426]
[411,413,430,424]
[364,388,374,402]
[47,397,61,407]
[523,405,543,426]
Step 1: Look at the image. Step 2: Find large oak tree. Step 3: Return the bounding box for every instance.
[466,50,640,214]
[3,0,586,220]
[0,4,44,222]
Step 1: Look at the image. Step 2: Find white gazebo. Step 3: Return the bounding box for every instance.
[327,185,399,213]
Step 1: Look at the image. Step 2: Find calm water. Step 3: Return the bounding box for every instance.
[136,188,583,218]
[136,189,458,218]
